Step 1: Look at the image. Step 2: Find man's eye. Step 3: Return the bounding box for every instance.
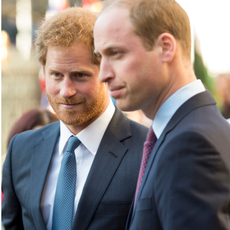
[54,73,61,77]
[77,73,86,78]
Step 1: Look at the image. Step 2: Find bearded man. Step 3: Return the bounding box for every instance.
[2,7,148,230]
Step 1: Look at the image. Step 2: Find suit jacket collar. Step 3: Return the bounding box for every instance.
[30,122,60,230]
[134,90,216,212]
[72,108,132,230]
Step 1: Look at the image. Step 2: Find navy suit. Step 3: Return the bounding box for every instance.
[127,91,230,230]
[2,108,148,230]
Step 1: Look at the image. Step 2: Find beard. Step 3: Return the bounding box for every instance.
[46,84,107,127]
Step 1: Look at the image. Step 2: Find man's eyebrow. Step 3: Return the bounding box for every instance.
[49,68,59,72]
[70,67,93,73]
[49,67,94,73]
[94,47,117,55]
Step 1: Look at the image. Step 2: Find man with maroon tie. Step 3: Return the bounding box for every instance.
[94,0,230,229]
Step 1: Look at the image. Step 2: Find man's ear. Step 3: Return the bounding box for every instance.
[156,33,176,63]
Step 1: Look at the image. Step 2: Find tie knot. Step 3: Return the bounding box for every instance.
[66,136,81,153]
[145,126,157,144]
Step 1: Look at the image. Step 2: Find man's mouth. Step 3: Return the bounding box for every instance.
[60,102,83,109]
[109,86,124,98]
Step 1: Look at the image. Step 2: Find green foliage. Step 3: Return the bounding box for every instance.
[193,42,214,94]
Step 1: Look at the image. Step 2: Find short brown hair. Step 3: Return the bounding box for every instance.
[102,0,191,60]
[35,7,100,66]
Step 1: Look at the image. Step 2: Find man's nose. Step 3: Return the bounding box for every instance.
[98,58,115,83]
[59,77,77,98]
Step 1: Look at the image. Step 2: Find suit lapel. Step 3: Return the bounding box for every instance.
[134,90,216,212]
[30,123,60,230]
[72,109,132,230]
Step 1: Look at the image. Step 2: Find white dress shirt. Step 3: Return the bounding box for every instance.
[41,99,115,230]
[152,80,206,138]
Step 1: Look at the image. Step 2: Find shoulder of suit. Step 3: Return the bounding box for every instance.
[10,121,59,145]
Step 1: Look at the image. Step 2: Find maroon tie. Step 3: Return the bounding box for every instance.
[134,126,157,205]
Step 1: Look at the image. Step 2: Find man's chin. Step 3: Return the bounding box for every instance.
[60,120,85,127]
[116,100,137,112]
[58,116,83,126]
[58,112,95,127]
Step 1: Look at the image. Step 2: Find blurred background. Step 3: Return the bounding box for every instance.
[1,0,230,164]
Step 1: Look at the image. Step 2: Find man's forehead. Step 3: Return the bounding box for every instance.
[95,7,133,42]
[96,6,130,28]
[94,8,136,52]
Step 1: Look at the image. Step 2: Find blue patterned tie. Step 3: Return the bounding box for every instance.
[52,136,81,230]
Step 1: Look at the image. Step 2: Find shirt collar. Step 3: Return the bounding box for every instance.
[59,99,115,155]
[152,80,206,139]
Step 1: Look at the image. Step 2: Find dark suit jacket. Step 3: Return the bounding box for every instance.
[127,91,230,230]
[2,108,148,230]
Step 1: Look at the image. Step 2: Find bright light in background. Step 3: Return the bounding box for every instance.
[176,0,230,75]
[82,0,103,13]
[46,0,69,19]
[16,0,32,61]
[91,2,103,12]
[1,30,10,61]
